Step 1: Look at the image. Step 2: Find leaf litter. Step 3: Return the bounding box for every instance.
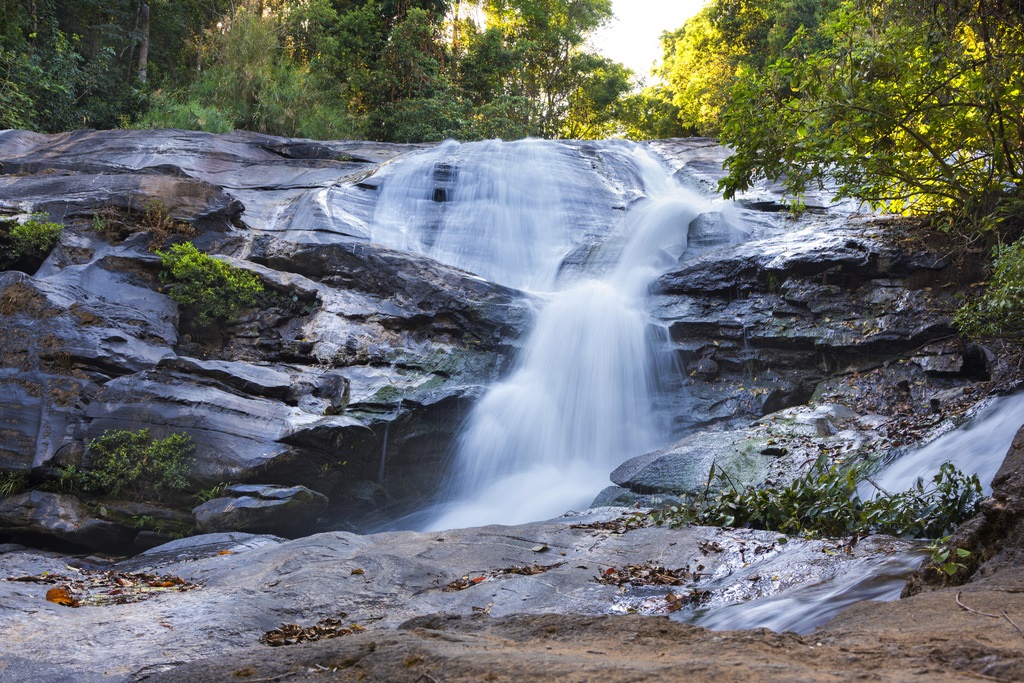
[8,569,200,607]
[443,562,565,591]
[260,617,366,646]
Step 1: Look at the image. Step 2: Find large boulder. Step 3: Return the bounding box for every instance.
[194,484,328,537]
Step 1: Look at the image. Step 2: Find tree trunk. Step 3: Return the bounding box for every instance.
[137,3,151,84]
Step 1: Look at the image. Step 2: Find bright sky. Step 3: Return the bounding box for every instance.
[591,0,708,83]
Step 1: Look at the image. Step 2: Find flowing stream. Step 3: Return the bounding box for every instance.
[695,391,1024,633]
[371,139,720,529]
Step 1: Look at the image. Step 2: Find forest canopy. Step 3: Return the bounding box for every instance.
[2,0,1022,240]
[0,0,638,141]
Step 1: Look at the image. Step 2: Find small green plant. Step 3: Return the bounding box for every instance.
[954,236,1024,340]
[82,428,195,501]
[193,481,231,504]
[0,215,63,270]
[0,471,28,497]
[158,242,263,327]
[38,464,85,494]
[927,536,973,577]
[649,457,982,540]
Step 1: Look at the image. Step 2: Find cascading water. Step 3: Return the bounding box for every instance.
[372,139,582,292]
[370,139,716,529]
[864,392,1024,497]
[692,391,1024,633]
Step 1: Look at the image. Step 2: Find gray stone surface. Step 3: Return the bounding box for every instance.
[0,512,916,682]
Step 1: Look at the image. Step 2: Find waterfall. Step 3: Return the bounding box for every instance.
[371,139,715,529]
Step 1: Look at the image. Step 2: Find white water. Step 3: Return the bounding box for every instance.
[696,392,1024,634]
[864,391,1024,497]
[372,139,581,292]
[371,139,716,529]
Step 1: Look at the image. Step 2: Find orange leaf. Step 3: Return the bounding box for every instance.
[46,587,79,607]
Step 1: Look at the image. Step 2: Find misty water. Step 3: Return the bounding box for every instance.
[372,139,732,529]
[368,138,1024,632]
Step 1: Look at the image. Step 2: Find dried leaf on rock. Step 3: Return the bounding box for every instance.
[444,575,488,591]
[571,515,649,534]
[595,563,700,587]
[444,562,564,591]
[45,587,79,607]
[7,570,200,607]
[260,618,365,646]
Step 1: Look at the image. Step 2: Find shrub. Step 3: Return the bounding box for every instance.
[650,456,982,540]
[82,429,194,501]
[954,236,1024,340]
[0,215,63,271]
[158,242,263,327]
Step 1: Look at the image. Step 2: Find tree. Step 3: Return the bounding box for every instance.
[719,0,1024,231]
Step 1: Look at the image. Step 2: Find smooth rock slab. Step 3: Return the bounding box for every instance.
[0,491,134,550]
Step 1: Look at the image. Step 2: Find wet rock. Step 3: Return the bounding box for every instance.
[194,485,328,537]
[611,430,774,496]
[0,491,134,550]
[652,221,967,428]
[0,169,242,231]
[249,236,533,349]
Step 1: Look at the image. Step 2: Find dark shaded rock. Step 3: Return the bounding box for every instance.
[652,221,971,428]
[0,491,134,550]
[194,484,328,537]
[689,357,719,381]
[82,368,373,485]
[0,169,242,231]
[249,236,532,349]
[155,356,295,399]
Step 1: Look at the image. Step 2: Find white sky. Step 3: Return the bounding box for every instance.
[590,0,708,83]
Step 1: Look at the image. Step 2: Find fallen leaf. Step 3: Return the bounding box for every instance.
[350,568,365,576]
[46,587,79,607]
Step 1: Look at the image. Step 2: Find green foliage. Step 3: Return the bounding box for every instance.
[0,215,64,271]
[0,470,28,498]
[193,481,231,504]
[3,0,632,141]
[650,457,982,539]
[134,8,361,139]
[657,0,839,135]
[954,237,1024,340]
[82,429,194,501]
[158,242,263,327]
[928,536,972,577]
[716,0,1024,230]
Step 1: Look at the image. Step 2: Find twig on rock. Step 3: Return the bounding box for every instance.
[956,591,1000,618]
[956,591,1024,638]
[1001,610,1024,638]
